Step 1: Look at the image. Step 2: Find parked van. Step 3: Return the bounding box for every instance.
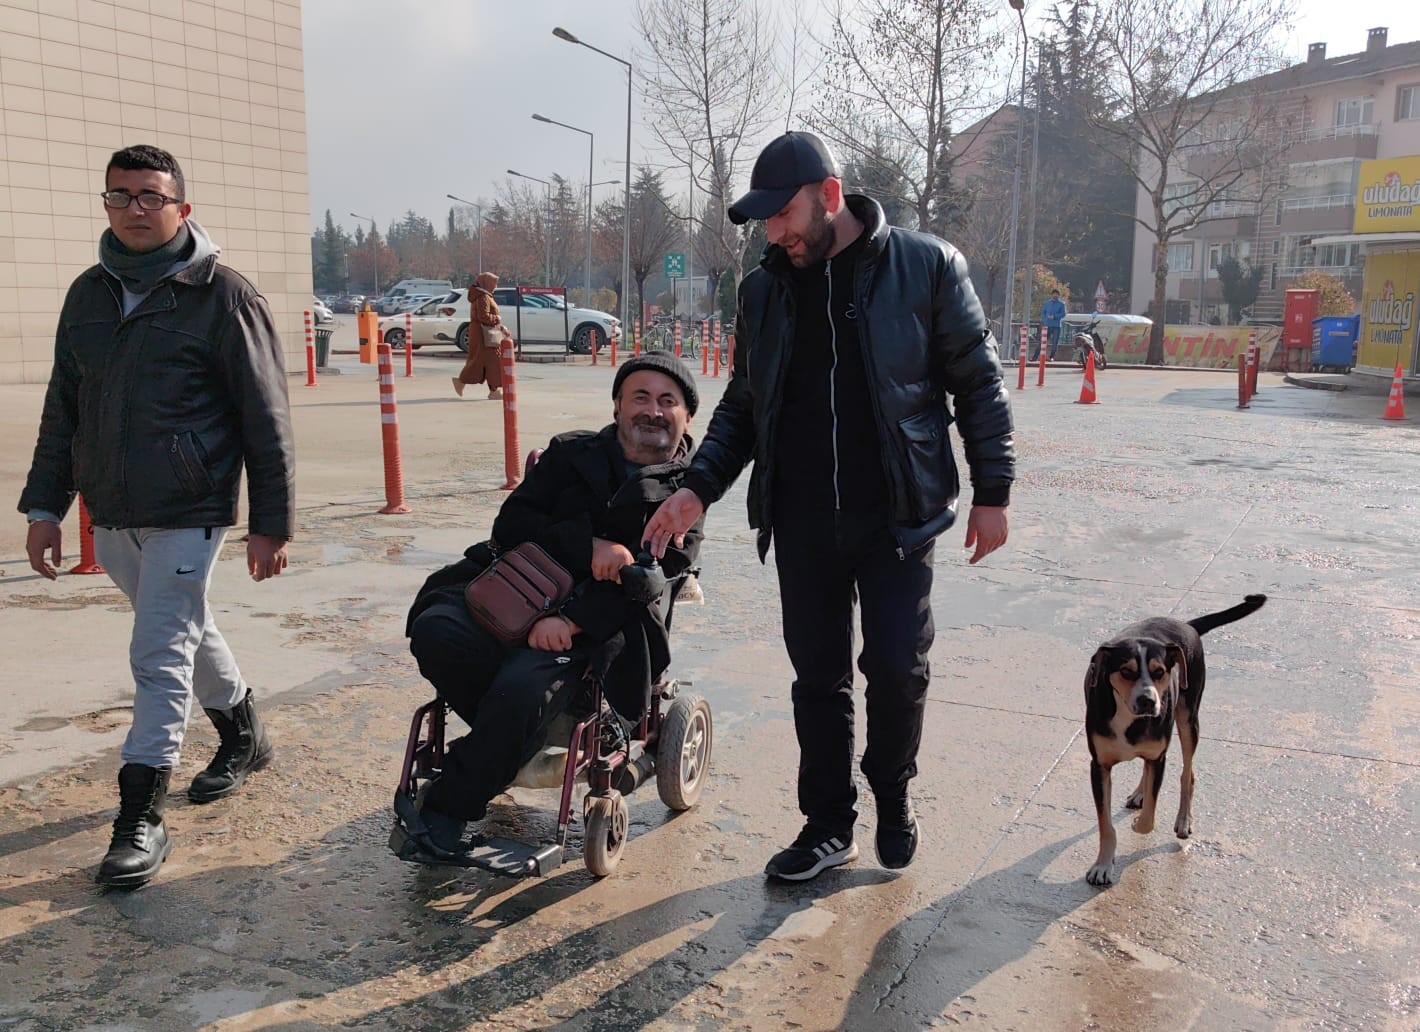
[378,279,454,314]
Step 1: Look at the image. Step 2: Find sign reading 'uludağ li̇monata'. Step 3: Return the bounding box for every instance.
[1353,156,1420,234]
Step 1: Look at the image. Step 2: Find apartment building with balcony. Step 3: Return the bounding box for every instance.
[1128,27,1420,324]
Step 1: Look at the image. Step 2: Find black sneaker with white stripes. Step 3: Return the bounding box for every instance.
[764,824,859,881]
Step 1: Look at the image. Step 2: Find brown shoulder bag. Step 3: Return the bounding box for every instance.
[463,541,575,643]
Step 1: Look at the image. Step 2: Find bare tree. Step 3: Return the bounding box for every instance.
[811,0,1003,235]
[623,167,681,326]
[1094,0,1294,361]
[635,0,778,313]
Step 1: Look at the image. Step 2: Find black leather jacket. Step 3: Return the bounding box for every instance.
[18,257,296,537]
[682,195,1015,558]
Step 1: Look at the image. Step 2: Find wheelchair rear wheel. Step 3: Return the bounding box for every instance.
[583,790,629,877]
[656,693,713,811]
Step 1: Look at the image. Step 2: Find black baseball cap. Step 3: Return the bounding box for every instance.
[727,132,841,225]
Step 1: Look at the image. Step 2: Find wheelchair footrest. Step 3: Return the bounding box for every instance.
[389,821,563,878]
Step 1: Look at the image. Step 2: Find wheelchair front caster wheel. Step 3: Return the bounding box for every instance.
[583,790,629,877]
[657,693,713,811]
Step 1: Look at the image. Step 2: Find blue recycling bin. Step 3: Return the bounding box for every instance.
[1310,315,1359,371]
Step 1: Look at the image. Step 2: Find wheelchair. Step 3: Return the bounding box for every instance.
[389,463,712,879]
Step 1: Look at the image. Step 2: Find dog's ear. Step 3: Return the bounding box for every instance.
[1084,646,1110,702]
[1165,643,1188,692]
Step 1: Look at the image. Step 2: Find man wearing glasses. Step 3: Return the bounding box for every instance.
[18,145,296,889]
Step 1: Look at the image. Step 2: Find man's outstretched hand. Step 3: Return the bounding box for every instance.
[963,505,1009,565]
[643,488,705,558]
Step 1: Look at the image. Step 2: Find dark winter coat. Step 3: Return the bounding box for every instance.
[18,259,295,537]
[681,194,1014,559]
[407,425,703,721]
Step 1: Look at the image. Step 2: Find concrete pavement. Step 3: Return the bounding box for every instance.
[2,332,1418,1030]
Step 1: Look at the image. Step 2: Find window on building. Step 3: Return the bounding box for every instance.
[1207,240,1251,274]
[1334,97,1374,128]
[1167,241,1195,272]
[1282,158,1361,208]
[1272,239,1280,256]
[1269,263,1277,290]
[1399,85,1420,121]
[1163,181,1199,218]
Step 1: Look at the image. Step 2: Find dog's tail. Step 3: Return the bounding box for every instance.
[1188,594,1267,636]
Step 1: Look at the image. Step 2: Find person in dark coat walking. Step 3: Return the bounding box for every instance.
[19,145,295,889]
[645,132,1015,881]
[402,353,704,859]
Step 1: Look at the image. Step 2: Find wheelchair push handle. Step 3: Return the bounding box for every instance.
[618,545,668,604]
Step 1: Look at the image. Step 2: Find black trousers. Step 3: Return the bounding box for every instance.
[409,600,586,820]
[773,513,935,837]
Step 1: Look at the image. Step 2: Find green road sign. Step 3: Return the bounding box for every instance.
[664,252,685,279]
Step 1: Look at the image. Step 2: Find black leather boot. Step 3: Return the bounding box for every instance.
[187,689,274,803]
[96,764,172,889]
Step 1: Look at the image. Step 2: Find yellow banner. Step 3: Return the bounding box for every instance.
[1353,157,1420,234]
[1102,324,1281,368]
[1356,251,1420,371]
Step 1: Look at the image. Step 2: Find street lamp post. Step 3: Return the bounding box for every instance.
[553,26,632,345]
[533,113,594,307]
[508,170,553,286]
[446,193,483,273]
[350,212,378,301]
[1001,0,1027,356]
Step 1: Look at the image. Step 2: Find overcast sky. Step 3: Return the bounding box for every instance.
[301,0,1420,237]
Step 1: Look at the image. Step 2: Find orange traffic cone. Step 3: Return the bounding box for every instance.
[1075,350,1100,405]
[1383,364,1406,421]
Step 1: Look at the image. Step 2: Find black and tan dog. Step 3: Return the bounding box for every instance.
[1084,594,1267,886]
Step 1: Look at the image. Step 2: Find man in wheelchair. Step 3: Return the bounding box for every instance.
[399,353,704,860]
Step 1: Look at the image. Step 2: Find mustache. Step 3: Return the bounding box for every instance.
[632,416,670,431]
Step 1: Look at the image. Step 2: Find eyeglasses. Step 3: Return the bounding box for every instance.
[99,190,182,211]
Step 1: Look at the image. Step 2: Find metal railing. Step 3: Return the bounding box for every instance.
[1285,123,1380,144]
[1280,194,1354,212]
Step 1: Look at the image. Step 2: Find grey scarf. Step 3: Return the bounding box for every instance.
[99,221,194,296]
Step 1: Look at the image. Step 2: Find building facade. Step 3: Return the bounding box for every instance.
[1128,28,1420,325]
[0,0,311,384]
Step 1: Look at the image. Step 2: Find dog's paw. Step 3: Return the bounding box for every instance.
[1131,813,1155,834]
[1174,814,1192,839]
[1124,790,1144,809]
[1085,862,1116,887]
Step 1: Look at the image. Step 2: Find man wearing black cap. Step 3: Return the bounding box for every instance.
[397,354,704,860]
[646,131,1015,881]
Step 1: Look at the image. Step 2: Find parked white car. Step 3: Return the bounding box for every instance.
[492,288,620,353]
[379,290,471,351]
[311,297,334,324]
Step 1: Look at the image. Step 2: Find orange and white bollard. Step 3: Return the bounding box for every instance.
[702,318,711,376]
[633,319,641,358]
[69,495,104,575]
[1246,330,1258,396]
[1237,353,1250,409]
[674,319,682,358]
[404,312,414,378]
[609,329,617,367]
[375,343,411,514]
[727,331,735,374]
[713,321,722,378]
[303,311,317,387]
[1037,326,1047,387]
[1017,327,1028,391]
[500,335,521,490]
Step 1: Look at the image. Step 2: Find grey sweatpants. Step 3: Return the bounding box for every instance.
[94,526,248,768]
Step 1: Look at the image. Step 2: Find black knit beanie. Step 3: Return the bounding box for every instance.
[612,352,699,416]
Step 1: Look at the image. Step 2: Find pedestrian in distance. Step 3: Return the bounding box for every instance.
[19,145,296,889]
[1042,288,1067,361]
[643,131,1016,881]
[453,271,508,400]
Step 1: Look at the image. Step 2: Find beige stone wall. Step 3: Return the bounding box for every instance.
[0,0,309,384]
